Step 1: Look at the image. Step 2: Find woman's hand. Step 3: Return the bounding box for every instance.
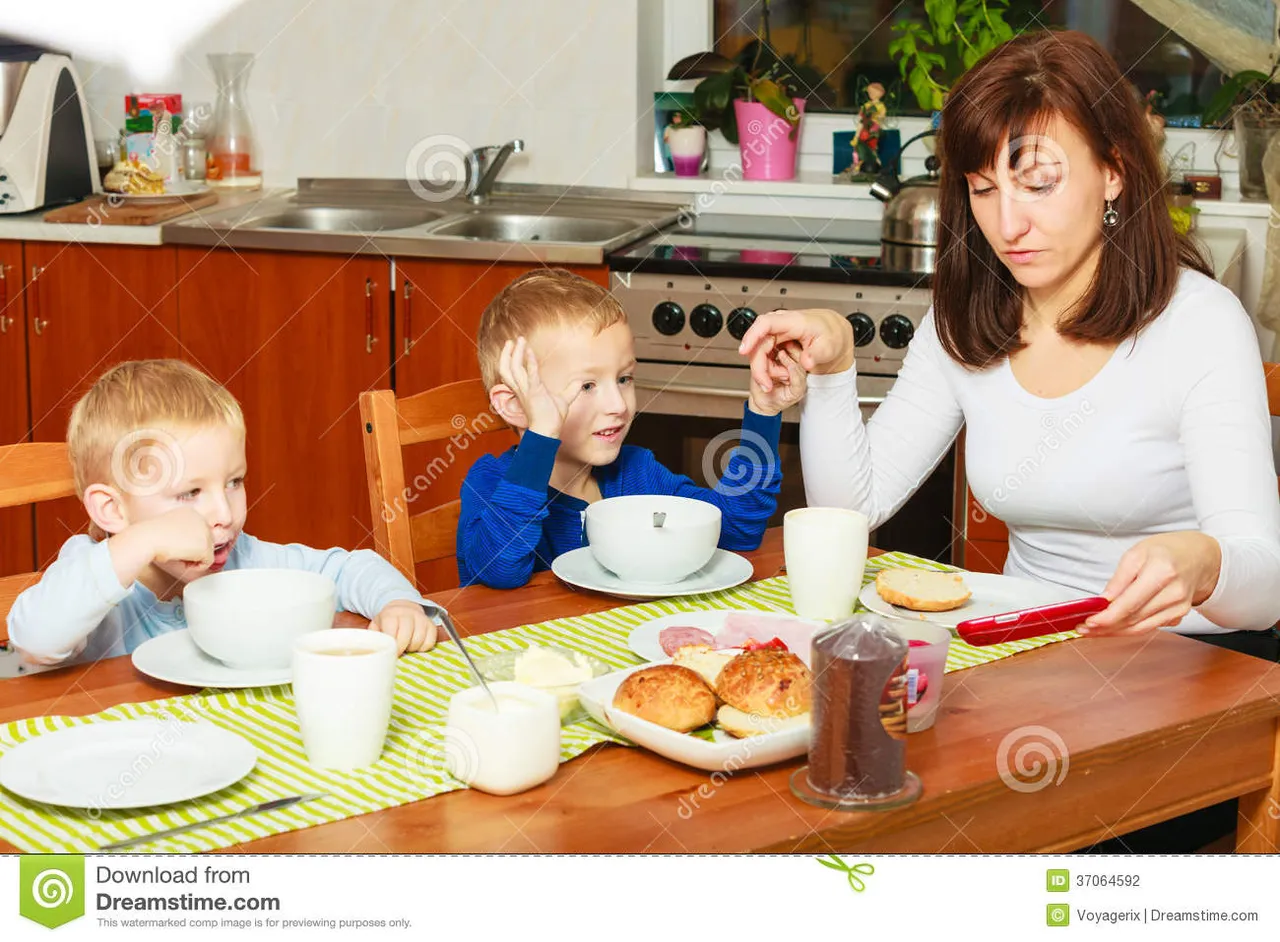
[1080,532,1223,637]
[737,308,855,393]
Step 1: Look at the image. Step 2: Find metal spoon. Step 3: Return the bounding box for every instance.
[422,602,499,711]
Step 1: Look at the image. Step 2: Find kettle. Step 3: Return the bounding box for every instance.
[870,129,940,273]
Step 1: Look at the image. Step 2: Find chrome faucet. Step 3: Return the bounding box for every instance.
[466,139,524,204]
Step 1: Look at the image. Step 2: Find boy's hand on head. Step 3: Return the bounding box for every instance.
[370,600,438,655]
[748,343,808,416]
[498,336,582,439]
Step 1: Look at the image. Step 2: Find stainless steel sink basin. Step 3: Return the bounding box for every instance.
[246,206,444,232]
[429,213,640,243]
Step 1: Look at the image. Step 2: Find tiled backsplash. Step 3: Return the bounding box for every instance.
[76,0,641,188]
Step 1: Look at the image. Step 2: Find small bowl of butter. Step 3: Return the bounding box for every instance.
[475,646,612,724]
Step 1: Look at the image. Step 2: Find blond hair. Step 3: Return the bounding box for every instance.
[67,359,244,497]
[477,269,627,390]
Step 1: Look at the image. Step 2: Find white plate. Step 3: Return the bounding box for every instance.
[626,609,824,665]
[107,181,208,201]
[0,718,258,809]
[132,629,292,689]
[859,570,1078,630]
[551,547,754,600]
[578,663,808,772]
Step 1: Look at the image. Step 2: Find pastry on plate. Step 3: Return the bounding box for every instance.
[715,649,811,720]
[612,664,716,732]
[875,568,972,612]
[716,704,809,738]
[103,157,165,195]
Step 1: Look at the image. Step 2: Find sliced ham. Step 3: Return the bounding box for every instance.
[718,612,819,663]
[658,626,715,657]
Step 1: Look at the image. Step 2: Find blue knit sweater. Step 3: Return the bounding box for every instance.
[456,403,783,589]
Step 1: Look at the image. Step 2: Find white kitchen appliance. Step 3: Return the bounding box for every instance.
[0,50,98,213]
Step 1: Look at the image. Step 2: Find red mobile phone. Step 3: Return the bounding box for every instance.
[956,596,1109,646]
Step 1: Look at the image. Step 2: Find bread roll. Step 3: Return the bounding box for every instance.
[714,649,811,718]
[875,568,971,612]
[612,664,716,732]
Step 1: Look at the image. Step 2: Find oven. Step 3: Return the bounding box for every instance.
[608,215,957,563]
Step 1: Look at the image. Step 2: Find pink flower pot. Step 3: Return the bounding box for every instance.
[734,98,805,181]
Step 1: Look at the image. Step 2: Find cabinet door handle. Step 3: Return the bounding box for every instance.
[30,265,46,336]
[402,280,413,356]
[364,278,377,354]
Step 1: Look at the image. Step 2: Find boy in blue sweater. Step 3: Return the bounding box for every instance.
[456,269,806,589]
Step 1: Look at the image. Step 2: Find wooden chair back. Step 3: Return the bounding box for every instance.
[359,380,516,584]
[0,442,76,640]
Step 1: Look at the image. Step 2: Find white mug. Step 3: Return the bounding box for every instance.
[443,682,560,796]
[292,628,398,770]
[784,507,870,620]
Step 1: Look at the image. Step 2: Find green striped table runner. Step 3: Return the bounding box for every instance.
[0,551,1074,853]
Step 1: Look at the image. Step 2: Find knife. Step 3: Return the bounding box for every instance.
[97,793,327,852]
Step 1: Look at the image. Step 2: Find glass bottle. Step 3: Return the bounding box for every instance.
[206,53,260,188]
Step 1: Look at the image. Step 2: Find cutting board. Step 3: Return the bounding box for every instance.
[43,190,219,225]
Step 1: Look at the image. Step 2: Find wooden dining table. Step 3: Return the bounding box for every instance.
[2,528,1278,855]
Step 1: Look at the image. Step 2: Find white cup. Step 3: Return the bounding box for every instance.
[442,682,560,796]
[784,507,870,620]
[292,628,397,770]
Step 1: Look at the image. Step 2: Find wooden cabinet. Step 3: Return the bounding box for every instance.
[24,243,180,567]
[952,428,1010,573]
[176,248,391,554]
[394,259,607,590]
[0,242,33,577]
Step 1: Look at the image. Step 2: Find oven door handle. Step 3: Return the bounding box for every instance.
[635,378,884,406]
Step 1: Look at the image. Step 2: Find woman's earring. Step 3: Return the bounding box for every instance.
[1102,198,1119,227]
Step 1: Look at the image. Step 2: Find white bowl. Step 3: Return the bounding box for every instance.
[184,569,338,670]
[584,495,721,585]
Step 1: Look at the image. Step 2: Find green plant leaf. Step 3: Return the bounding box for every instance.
[962,45,981,70]
[909,64,934,113]
[1201,70,1271,125]
[667,51,738,81]
[957,0,982,14]
[927,0,955,42]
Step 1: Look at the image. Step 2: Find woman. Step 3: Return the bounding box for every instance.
[739,30,1280,659]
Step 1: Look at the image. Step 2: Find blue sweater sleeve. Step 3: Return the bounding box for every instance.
[634,403,782,551]
[456,432,559,589]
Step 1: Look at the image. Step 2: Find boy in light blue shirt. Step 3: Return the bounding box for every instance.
[8,360,439,667]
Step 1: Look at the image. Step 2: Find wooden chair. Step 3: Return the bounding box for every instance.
[0,442,76,642]
[359,380,516,586]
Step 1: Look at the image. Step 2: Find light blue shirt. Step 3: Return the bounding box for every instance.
[7,533,428,665]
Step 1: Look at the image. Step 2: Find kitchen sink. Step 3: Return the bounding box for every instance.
[428,213,641,243]
[245,206,445,232]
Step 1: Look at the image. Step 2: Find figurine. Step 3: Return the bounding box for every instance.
[854,82,887,175]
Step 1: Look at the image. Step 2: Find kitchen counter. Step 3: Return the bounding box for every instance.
[0,188,284,245]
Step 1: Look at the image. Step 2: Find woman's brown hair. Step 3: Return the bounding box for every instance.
[933,28,1210,368]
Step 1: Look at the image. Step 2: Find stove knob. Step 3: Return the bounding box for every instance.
[846,312,876,347]
[690,303,723,338]
[652,301,685,336]
[880,313,915,349]
[727,306,757,341]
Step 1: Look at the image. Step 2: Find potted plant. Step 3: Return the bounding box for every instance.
[888,0,1016,114]
[1202,64,1280,201]
[667,45,807,181]
[663,107,707,178]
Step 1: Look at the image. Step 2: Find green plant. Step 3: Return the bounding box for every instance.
[1201,64,1280,127]
[889,0,1015,112]
[667,44,804,145]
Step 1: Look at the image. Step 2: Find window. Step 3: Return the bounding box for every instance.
[713,1,1221,120]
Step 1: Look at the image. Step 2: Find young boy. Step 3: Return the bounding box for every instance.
[8,360,439,667]
[457,269,805,589]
